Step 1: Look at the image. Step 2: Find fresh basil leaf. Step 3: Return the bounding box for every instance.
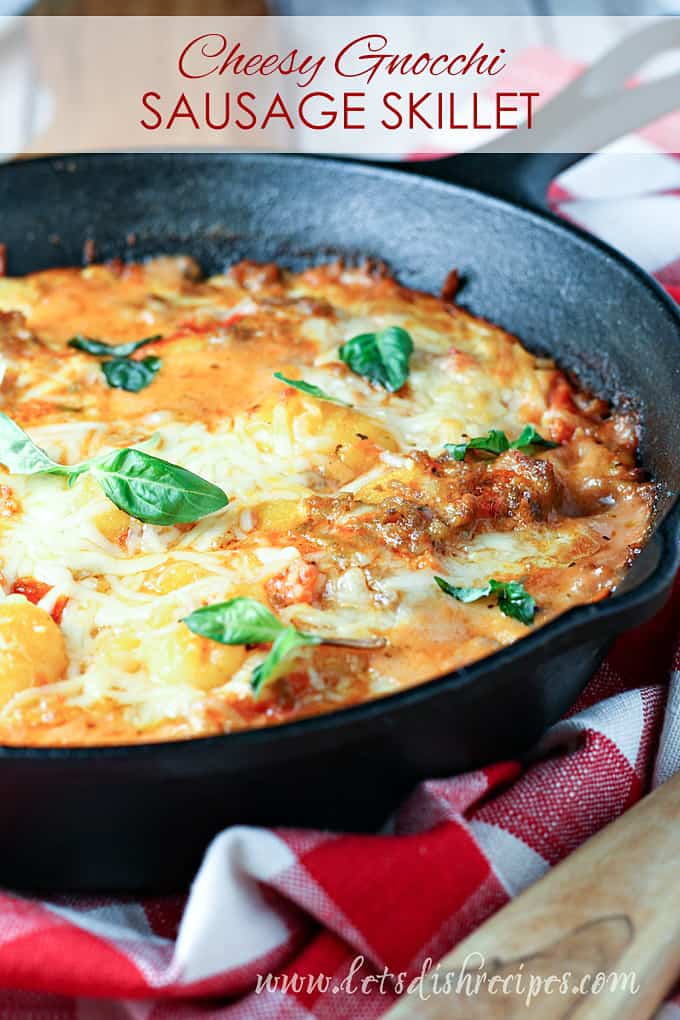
[69,334,161,358]
[0,413,69,476]
[445,430,510,462]
[339,326,413,392]
[510,425,558,455]
[446,426,557,462]
[70,334,163,394]
[273,372,352,407]
[182,596,320,697]
[89,448,228,525]
[102,356,161,392]
[443,443,466,462]
[0,414,225,525]
[434,575,536,625]
[251,626,319,697]
[488,579,537,625]
[434,576,493,602]
[183,597,286,646]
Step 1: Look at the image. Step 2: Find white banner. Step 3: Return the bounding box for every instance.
[0,15,679,156]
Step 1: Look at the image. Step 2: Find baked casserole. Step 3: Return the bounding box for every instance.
[0,256,653,745]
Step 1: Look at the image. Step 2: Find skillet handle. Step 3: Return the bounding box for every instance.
[395,20,680,211]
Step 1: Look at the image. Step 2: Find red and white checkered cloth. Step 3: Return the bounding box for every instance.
[2,53,680,1019]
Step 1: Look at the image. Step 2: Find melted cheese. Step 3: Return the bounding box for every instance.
[0,257,653,745]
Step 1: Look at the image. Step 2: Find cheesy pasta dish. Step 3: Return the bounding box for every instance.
[0,256,653,745]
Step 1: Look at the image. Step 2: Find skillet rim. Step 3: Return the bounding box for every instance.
[0,151,678,762]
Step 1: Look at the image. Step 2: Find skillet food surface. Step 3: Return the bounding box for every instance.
[0,256,653,746]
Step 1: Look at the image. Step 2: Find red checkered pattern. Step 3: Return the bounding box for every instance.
[1,50,680,1019]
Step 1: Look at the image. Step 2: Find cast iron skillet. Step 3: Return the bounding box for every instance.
[0,147,679,891]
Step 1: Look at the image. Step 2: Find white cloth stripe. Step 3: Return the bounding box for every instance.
[174,827,296,984]
[560,194,680,273]
[653,672,680,787]
[557,145,680,199]
[46,902,166,946]
[536,688,646,769]
[468,820,549,898]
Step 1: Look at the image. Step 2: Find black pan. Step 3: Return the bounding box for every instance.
[0,148,679,892]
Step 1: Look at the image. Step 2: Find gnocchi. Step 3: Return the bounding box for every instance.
[0,596,67,705]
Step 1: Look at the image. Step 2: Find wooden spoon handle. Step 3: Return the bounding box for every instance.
[385,772,680,1019]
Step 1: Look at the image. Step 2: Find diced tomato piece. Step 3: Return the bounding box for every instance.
[551,419,576,443]
[549,373,578,414]
[265,561,320,608]
[12,577,51,604]
[51,596,69,624]
[282,671,313,699]
[177,313,245,336]
[547,373,578,443]
[11,577,68,623]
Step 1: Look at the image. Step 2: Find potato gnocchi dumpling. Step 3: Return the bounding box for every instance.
[146,625,248,692]
[0,596,68,704]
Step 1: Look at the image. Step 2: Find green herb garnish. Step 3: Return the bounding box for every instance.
[0,413,68,476]
[434,575,537,625]
[182,597,320,697]
[88,448,228,525]
[0,413,227,525]
[69,334,163,392]
[69,334,161,358]
[445,425,557,462]
[102,356,161,393]
[339,326,413,392]
[273,372,352,407]
[511,425,559,455]
[445,430,510,462]
[182,597,382,696]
